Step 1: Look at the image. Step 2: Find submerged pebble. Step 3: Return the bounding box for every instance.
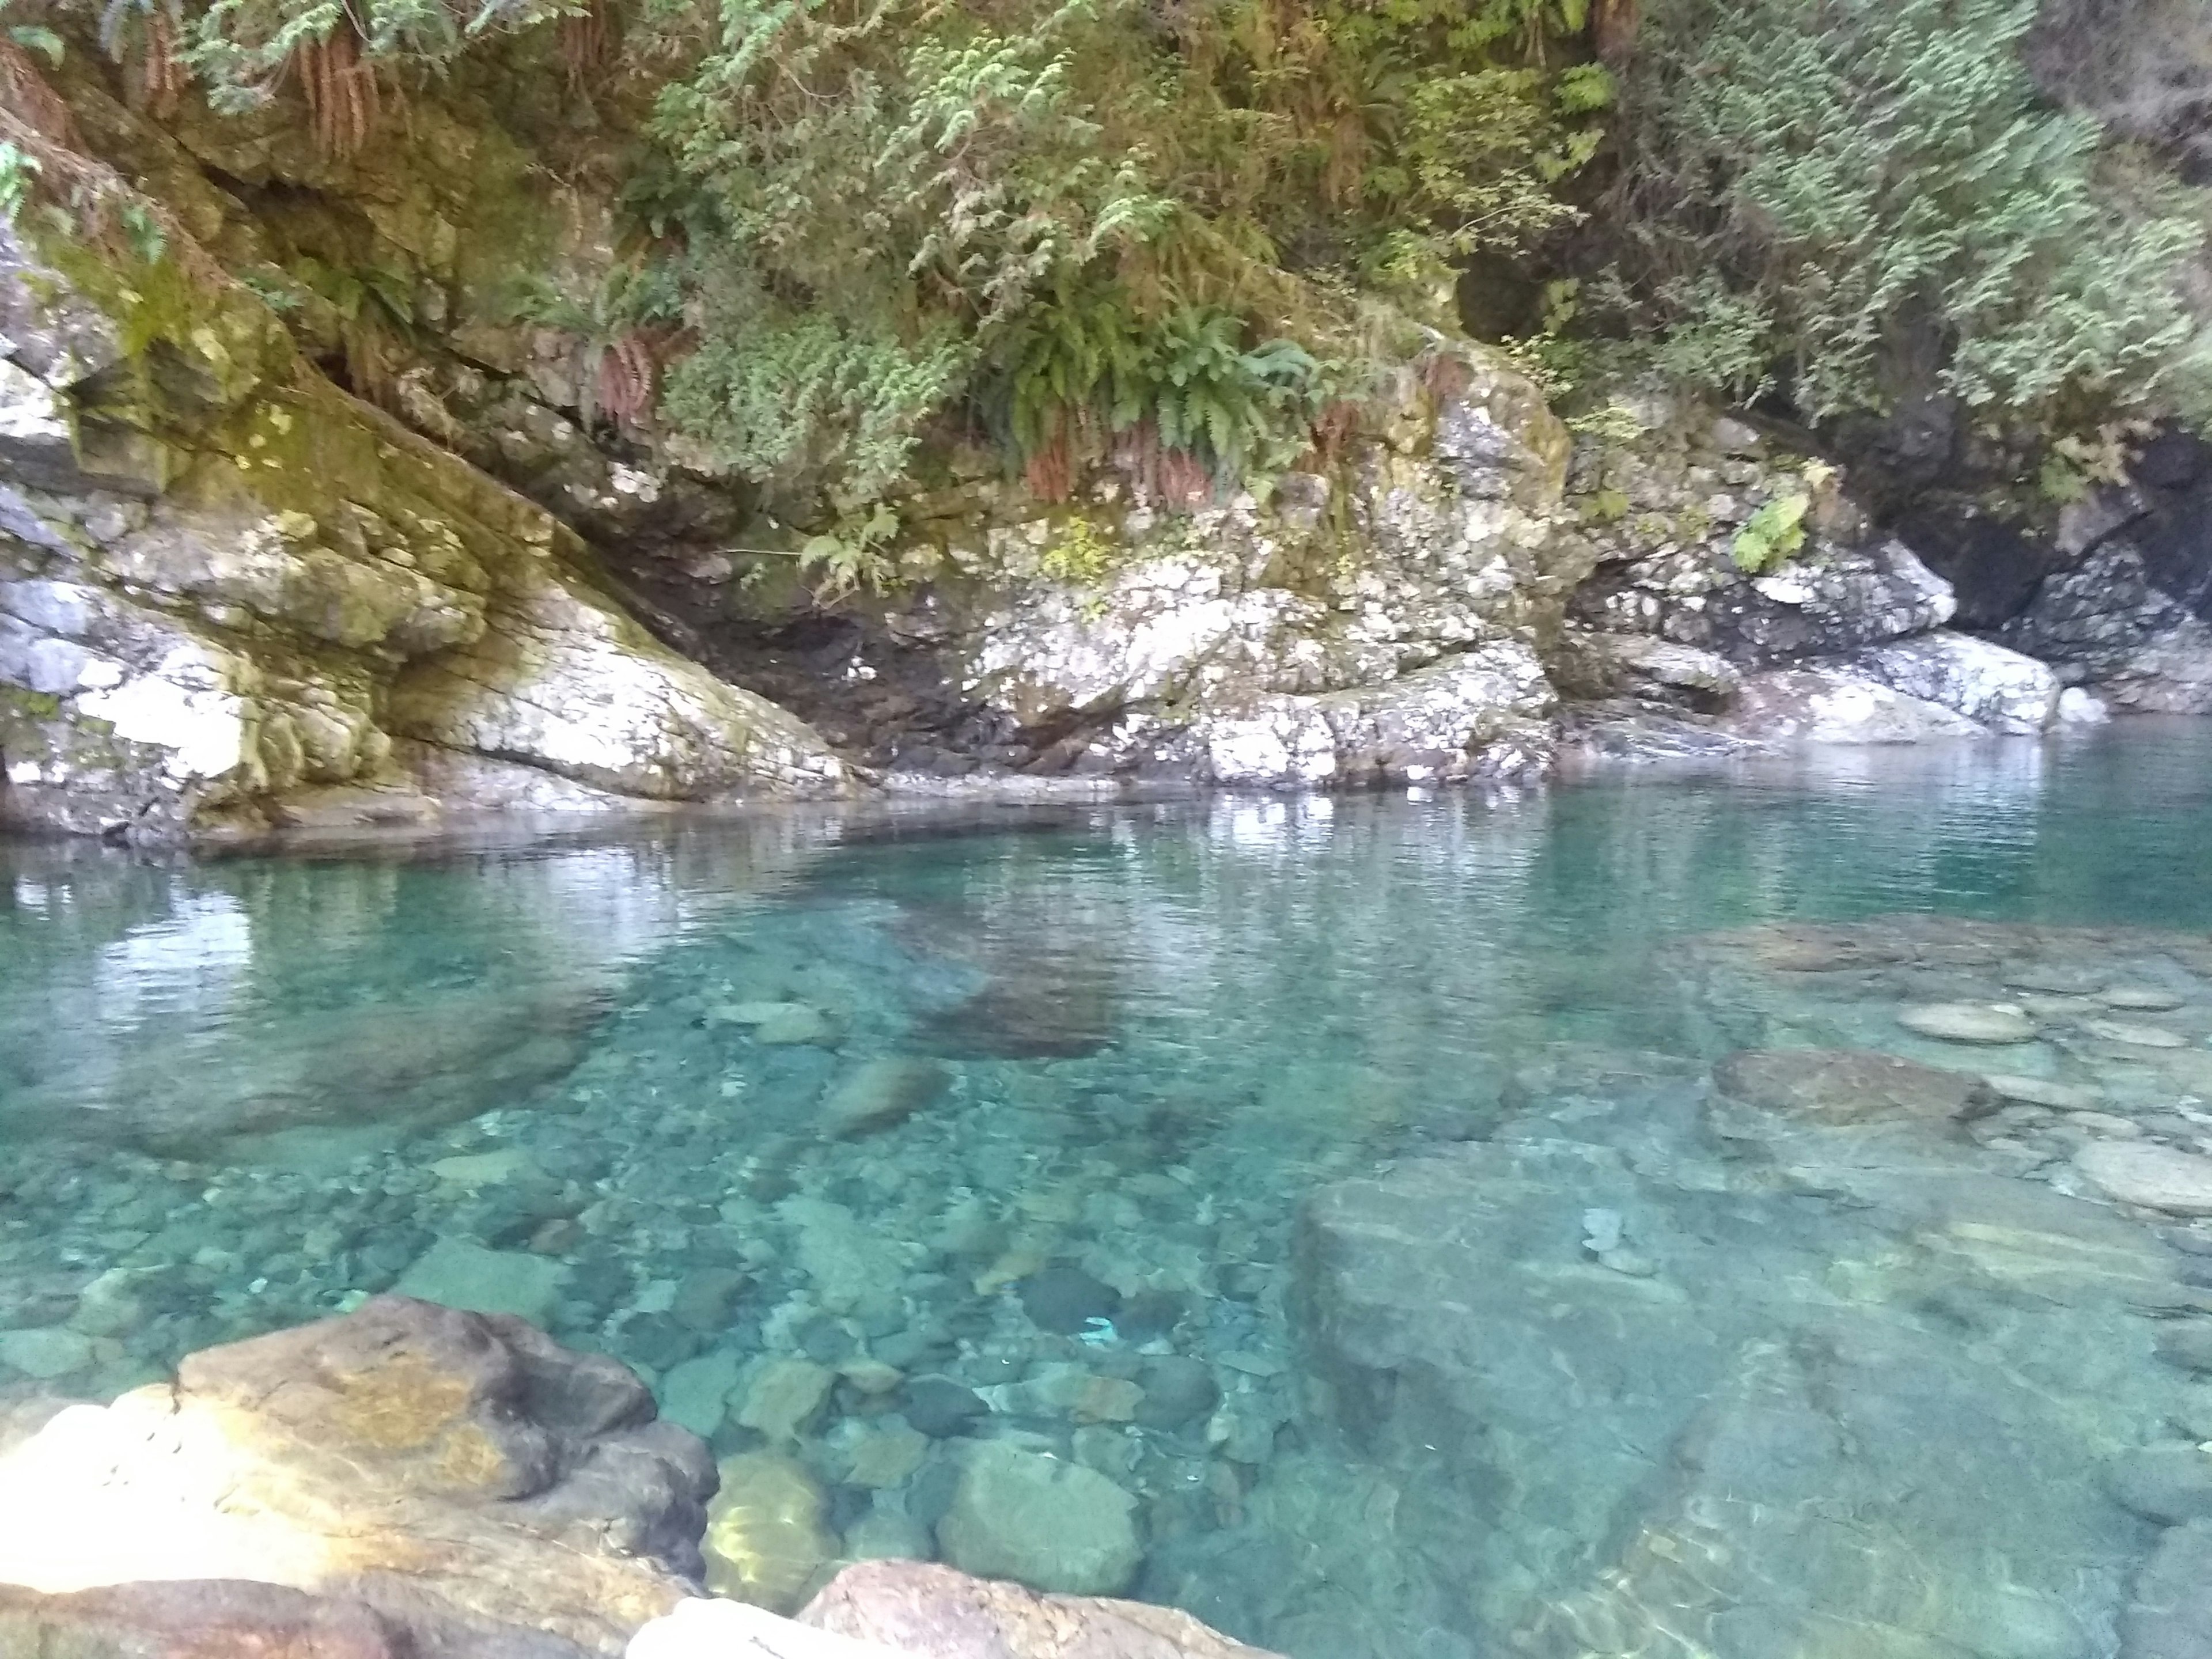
[1897,1003,2037,1045]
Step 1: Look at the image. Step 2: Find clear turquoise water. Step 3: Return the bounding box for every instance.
[5,724,2212,1657]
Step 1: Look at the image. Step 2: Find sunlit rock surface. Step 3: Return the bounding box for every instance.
[0,1296,712,1654]
[801,1559,1285,1659]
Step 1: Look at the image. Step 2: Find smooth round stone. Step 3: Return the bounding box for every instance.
[2104,986,2188,1013]
[2003,964,2101,995]
[935,1441,1142,1595]
[2075,1142,2212,1215]
[1017,1267,1121,1336]
[2156,1321,2212,1374]
[2107,1442,2212,1524]
[2064,1109,2142,1139]
[1897,1003,2036,1045]
[1134,1356,1219,1430]
[0,1327,95,1380]
[902,1375,987,1438]
[1983,1074,2102,1112]
[2085,1019,2187,1050]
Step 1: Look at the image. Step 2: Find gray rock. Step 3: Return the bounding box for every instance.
[2108,1443,2212,1524]
[1728,669,1987,745]
[0,218,842,843]
[1573,536,1955,666]
[2003,541,2212,715]
[2122,1521,2212,1659]
[395,1237,569,1325]
[2076,1143,2212,1215]
[902,1377,987,1439]
[1017,1267,1121,1336]
[2156,1323,2212,1374]
[0,1327,94,1381]
[1897,1002,2037,1044]
[934,1443,1143,1596]
[1847,632,2060,733]
[820,1058,951,1139]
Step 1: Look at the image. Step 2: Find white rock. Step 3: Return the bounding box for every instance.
[1850,632,2061,733]
[2076,1142,2212,1215]
[2103,987,2187,1013]
[2056,687,2111,724]
[626,1597,903,1659]
[1730,670,1984,744]
[1898,1002,2037,1044]
[1983,1075,2102,1112]
[2085,1019,2188,1050]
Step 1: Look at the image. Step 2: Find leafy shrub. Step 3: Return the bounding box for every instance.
[1730,493,1808,574]
[1609,0,2211,430]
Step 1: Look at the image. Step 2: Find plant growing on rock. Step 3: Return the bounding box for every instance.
[1607,0,2212,433]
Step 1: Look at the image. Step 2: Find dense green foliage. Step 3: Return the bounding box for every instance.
[1605,0,2210,429]
[3,0,2209,570]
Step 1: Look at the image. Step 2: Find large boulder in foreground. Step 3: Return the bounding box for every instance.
[0,1296,713,1654]
[0,1577,593,1658]
[800,1559,1285,1659]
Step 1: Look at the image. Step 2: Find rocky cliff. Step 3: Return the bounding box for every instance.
[2,44,2208,842]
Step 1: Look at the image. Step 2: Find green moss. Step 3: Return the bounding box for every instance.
[0,688,64,720]
[1036,517,1121,586]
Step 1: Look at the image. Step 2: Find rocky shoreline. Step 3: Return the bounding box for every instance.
[0,1293,1287,1659]
[7,118,2210,845]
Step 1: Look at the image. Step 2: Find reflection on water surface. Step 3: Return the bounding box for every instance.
[4,726,2212,1658]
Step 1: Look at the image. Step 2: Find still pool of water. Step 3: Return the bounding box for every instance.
[5,725,2212,1657]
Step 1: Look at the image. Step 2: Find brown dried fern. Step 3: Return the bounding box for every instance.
[0,37,78,147]
[558,0,615,93]
[1592,0,1639,59]
[594,331,656,429]
[1024,419,1074,502]
[137,6,188,117]
[296,26,379,159]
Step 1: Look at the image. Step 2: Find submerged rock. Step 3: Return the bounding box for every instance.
[702,1452,838,1614]
[2104,987,2189,1013]
[2122,1521,2212,1659]
[902,1376,988,1439]
[1897,1002,2038,1044]
[2076,1143,2212,1216]
[1294,1132,2157,1656]
[1018,1266,1122,1336]
[1712,1048,1995,1124]
[1983,1074,2104,1112]
[2108,1443,2212,1525]
[820,1056,952,1139]
[0,1296,710,1654]
[935,1442,1143,1596]
[736,1357,836,1445]
[396,1236,570,1324]
[0,1328,94,1382]
[2085,1019,2188,1050]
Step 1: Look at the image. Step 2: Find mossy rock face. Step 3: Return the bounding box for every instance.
[1,127,842,842]
[894,343,1586,786]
